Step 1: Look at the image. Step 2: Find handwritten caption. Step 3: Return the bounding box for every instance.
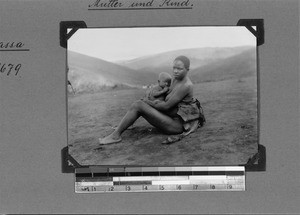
[0,41,26,77]
[0,63,22,76]
[0,41,25,49]
[88,0,193,9]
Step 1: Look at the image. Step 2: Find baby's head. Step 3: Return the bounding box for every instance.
[158,72,172,88]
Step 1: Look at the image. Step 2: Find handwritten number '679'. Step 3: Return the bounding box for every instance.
[0,63,21,76]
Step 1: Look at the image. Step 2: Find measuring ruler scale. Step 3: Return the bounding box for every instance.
[75,166,245,193]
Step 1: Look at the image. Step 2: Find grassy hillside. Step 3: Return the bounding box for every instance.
[68,51,157,93]
[68,77,258,166]
[189,48,256,83]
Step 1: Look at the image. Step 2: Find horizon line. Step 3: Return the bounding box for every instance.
[67,45,255,63]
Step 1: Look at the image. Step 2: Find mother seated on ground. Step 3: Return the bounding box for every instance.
[99,55,202,145]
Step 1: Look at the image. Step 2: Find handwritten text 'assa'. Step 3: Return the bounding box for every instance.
[0,41,25,49]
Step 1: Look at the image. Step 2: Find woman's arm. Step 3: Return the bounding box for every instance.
[148,84,190,111]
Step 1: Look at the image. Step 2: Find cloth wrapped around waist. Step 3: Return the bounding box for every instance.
[162,98,205,144]
[177,98,205,132]
[177,98,201,122]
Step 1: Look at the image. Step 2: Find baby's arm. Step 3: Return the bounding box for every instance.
[150,85,191,111]
[152,86,169,98]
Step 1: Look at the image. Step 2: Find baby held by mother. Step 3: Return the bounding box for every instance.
[99,56,204,145]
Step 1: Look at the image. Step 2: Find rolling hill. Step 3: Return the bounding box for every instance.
[119,46,254,72]
[67,46,257,94]
[68,51,157,93]
[189,48,257,83]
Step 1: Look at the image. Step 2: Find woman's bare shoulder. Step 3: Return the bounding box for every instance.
[183,78,193,90]
[168,78,193,95]
[173,82,192,98]
[183,79,194,97]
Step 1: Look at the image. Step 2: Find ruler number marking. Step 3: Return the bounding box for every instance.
[81,186,89,191]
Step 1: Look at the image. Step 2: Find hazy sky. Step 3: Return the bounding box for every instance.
[68,26,256,62]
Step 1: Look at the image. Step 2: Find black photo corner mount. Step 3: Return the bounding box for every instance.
[61,20,266,173]
[237,19,265,46]
[61,146,84,173]
[237,19,266,171]
[60,21,87,173]
[244,144,266,171]
[60,21,87,49]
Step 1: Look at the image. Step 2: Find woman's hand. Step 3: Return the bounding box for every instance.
[141,98,155,107]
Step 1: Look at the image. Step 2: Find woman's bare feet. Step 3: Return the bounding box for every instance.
[99,132,122,145]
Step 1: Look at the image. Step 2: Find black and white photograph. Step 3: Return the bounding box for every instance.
[67,26,258,166]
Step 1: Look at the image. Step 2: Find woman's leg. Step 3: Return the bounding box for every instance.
[99,100,183,144]
[132,100,183,134]
[99,102,141,144]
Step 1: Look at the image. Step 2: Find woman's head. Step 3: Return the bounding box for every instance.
[173,56,190,80]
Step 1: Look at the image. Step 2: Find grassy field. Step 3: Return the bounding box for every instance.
[68,76,258,166]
